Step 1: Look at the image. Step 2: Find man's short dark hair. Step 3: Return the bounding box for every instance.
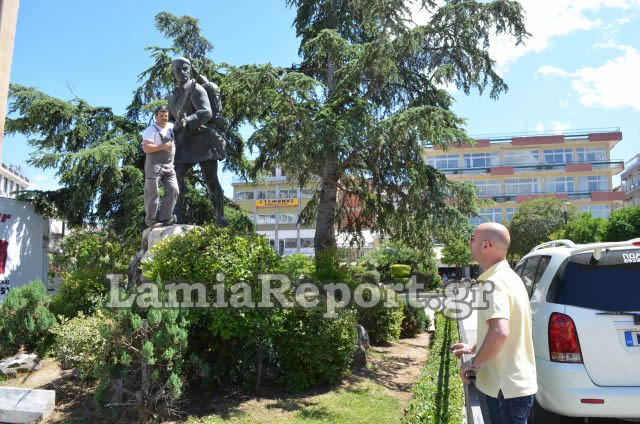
[154,106,168,115]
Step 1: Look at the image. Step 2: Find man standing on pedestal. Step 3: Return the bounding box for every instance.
[142,106,179,228]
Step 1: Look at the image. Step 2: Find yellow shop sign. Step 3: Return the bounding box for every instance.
[256,198,299,208]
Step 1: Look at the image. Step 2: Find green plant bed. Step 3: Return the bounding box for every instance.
[402,313,464,424]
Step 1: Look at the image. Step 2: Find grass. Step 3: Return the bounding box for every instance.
[401,313,464,424]
[185,380,402,424]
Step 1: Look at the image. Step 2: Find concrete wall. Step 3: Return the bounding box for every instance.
[0,197,48,301]
[0,0,20,160]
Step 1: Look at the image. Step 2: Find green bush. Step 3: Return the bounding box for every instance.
[357,288,405,345]
[391,264,411,279]
[313,248,355,285]
[273,305,357,392]
[50,311,109,379]
[402,313,464,424]
[0,280,57,356]
[358,270,381,285]
[401,303,428,338]
[605,205,640,241]
[96,309,188,422]
[49,230,136,318]
[141,225,283,387]
[279,253,315,281]
[358,240,441,290]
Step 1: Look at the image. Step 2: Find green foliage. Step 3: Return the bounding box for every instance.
[357,288,405,345]
[356,269,381,285]
[441,239,472,267]
[550,212,607,244]
[273,305,357,393]
[401,304,429,338]
[96,309,188,421]
[0,280,57,357]
[49,229,136,318]
[508,198,575,259]
[402,313,464,424]
[358,240,441,290]
[142,225,287,387]
[7,12,247,238]
[279,253,316,281]
[604,205,640,241]
[313,248,355,285]
[390,264,411,279]
[50,311,109,379]
[223,0,528,253]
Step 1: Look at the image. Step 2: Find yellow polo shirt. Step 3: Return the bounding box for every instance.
[475,260,537,399]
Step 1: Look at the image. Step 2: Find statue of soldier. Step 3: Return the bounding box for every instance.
[168,56,228,226]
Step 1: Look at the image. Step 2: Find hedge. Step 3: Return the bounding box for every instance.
[402,313,464,424]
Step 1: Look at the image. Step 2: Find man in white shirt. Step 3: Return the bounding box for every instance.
[451,222,537,424]
[142,106,179,228]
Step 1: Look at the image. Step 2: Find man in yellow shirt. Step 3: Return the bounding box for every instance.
[451,222,537,423]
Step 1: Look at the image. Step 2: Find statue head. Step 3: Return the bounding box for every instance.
[171,56,191,86]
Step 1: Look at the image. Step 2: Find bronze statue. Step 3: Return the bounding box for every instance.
[168,56,228,226]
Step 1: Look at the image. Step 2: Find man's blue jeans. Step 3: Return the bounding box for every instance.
[484,390,534,424]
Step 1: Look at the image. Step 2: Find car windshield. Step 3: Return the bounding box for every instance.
[548,249,640,312]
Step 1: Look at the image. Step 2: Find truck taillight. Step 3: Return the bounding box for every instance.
[549,313,583,363]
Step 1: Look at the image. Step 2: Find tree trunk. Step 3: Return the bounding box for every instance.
[314,156,339,254]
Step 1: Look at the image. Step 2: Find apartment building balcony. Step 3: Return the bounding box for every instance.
[620,154,640,181]
[424,127,622,149]
[438,160,624,177]
[1,163,30,184]
[624,181,640,198]
[479,188,624,204]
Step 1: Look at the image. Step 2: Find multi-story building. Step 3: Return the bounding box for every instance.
[0,163,29,198]
[423,129,625,225]
[620,153,640,207]
[232,168,318,256]
[232,168,379,258]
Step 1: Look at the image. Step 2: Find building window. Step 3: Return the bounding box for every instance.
[578,175,608,192]
[285,239,298,249]
[505,207,518,222]
[579,204,611,220]
[2,178,7,193]
[467,180,501,196]
[576,147,607,163]
[504,178,541,194]
[301,238,314,248]
[545,177,575,193]
[234,191,254,200]
[544,149,573,164]
[470,208,503,226]
[427,154,460,169]
[503,150,540,165]
[257,190,276,200]
[279,213,298,224]
[279,189,297,199]
[256,214,276,225]
[463,152,499,168]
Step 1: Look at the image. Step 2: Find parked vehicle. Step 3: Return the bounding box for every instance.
[514,238,640,423]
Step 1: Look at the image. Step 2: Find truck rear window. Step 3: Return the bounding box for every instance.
[547,249,640,311]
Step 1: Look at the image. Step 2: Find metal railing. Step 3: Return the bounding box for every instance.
[1,163,30,183]
[423,127,621,147]
[438,160,623,175]
[621,154,640,180]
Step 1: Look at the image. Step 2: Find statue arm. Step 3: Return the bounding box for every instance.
[185,84,213,131]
